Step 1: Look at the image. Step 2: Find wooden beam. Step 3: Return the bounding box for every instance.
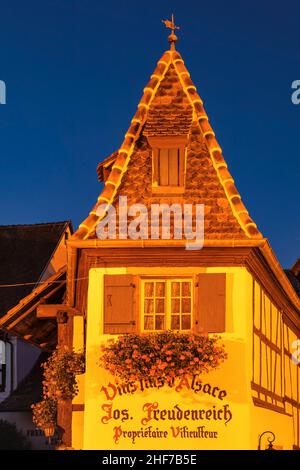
[7,301,41,330]
[42,282,66,300]
[56,311,73,448]
[253,397,291,416]
[36,304,81,318]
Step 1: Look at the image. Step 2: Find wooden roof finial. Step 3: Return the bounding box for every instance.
[162,13,180,50]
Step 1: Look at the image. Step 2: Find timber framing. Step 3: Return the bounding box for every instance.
[37,303,81,318]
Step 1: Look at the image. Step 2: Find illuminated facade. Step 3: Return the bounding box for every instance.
[43,31,300,450]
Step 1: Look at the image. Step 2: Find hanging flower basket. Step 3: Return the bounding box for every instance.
[69,353,86,375]
[31,398,57,437]
[31,348,85,432]
[42,348,85,401]
[100,331,227,384]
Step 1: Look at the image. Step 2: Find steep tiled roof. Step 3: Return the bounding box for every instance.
[72,49,262,241]
[111,128,246,239]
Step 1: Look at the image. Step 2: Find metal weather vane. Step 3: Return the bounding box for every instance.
[162,14,180,50]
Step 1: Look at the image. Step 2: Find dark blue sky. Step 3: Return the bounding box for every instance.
[0,0,299,267]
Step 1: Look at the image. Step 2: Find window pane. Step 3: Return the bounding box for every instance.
[144,299,154,314]
[144,282,154,297]
[171,282,180,297]
[155,298,165,313]
[182,315,191,329]
[155,315,165,330]
[182,298,191,313]
[155,282,165,297]
[143,278,192,332]
[182,282,191,297]
[171,298,180,313]
[144,316,154,330]
[171,315,180,330]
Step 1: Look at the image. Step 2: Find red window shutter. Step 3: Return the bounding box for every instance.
[103,274,137,334]
[195,273,226,333]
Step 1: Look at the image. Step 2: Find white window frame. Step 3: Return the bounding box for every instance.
[141,277,193,332]
[0,340,6,393]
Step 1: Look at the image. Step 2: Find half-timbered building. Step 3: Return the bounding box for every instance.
[31,27,300,450]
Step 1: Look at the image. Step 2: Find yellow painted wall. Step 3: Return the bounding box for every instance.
[72,411,84,450]
[71,265,298,450]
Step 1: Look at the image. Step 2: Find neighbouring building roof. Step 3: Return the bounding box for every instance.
[0,353,47,412]
[0,268,66,350]
[292,258,300,279]
[0,221,71,316]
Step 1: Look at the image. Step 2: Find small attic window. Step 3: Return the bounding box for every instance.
[148,136,187,194]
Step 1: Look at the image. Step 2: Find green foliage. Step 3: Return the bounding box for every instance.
[0,419,31,450]
[31,347,85,433]
[31,398,56,431]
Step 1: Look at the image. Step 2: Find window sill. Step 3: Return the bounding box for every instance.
[151,186,185,196]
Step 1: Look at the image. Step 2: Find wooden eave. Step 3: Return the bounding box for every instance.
[0,268,66,350]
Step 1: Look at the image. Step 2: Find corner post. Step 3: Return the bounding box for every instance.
[56,310,73,448]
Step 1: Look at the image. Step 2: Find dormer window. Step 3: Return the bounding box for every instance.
[148,136,187,194]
